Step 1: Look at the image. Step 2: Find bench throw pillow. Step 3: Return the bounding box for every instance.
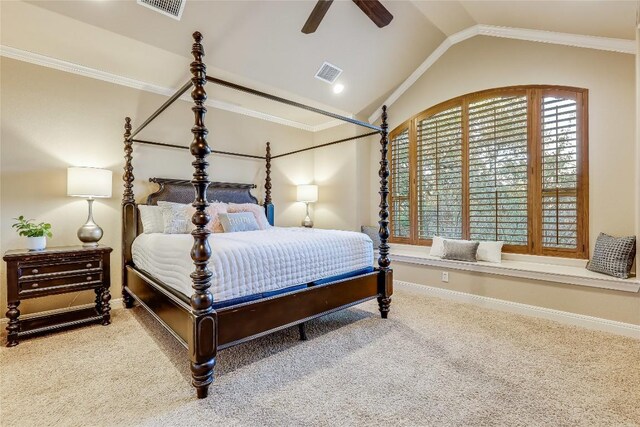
[586,233,636,279]
[430,236,445,257]
[442,239,480,262]
[219,212,260,233]
[361,226,381,249]
[477,241,504,263]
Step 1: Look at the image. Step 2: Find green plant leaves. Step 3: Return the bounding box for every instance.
[11,216,53,238]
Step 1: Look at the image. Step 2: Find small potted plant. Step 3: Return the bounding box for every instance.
[12,216,53,251]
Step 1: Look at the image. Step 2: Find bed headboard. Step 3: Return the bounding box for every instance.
[122,177,273,268]
[147,178,258,205]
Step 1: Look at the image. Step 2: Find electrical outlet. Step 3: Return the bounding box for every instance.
[441,272,449,283]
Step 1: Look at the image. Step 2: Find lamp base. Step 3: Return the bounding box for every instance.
[77,223,103,247]
[301,202,314,228]
[301,216,314,228]
[77,198,103,246]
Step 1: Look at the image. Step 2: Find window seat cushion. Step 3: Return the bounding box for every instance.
[383,245,639,293]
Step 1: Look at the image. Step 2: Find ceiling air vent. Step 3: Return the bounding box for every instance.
[137,0,186,21]
[314,61,343,84]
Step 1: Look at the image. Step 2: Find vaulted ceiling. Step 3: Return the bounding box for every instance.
[2,1,637,129]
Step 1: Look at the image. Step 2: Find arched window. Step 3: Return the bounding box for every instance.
[389,86,588,258]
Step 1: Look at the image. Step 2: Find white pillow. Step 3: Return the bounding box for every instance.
[477,241,504,263]
[430,236,503,263]
[157,201,194,234]
[429,236,445,257]
[138,205,164,234]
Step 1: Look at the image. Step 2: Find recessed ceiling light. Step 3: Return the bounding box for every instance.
[333,83,344,94]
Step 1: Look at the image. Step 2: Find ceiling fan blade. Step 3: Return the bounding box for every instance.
[352,0,393,28]
[302,0,334,34]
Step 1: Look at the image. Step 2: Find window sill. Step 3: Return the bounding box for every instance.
[382,244,640,293]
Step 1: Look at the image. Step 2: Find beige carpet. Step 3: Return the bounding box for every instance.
[1,283,639,427]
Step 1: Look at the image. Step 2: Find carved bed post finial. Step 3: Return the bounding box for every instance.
[189,31,216,399]
[377,105,392,318]
[122,117,135,309]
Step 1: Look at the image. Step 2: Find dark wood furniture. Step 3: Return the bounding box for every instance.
[121,32,392,399]
[3,245,112,347]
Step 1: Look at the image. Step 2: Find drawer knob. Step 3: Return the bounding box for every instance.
[31,283,39,288]
[86,263,92,268]
[87,276,93,281]
[31,268,39,274]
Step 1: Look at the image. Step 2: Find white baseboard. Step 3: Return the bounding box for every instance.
[0,298,123,325]
[396,281,640,339]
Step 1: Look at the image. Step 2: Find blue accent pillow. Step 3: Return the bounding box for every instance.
[219,212,260,232]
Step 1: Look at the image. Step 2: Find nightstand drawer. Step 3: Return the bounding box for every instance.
[18,257,101,278]
[18,272,103,296]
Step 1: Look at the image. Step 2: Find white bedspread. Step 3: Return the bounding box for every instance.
[132,227,374,303]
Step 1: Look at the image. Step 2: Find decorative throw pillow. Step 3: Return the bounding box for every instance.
[430,236,445,257]
[442,239,480,262]
[477,241,504,263]
[205,202,228,233]
[228,203,271,229]
[219,212,260,233]
[586,233,636,279]
[361,226,381,249]
[138,205,164,234]
[157,201,195,234]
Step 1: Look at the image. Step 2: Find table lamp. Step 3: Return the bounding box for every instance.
[296,184,318,228]
[67,167,112,246]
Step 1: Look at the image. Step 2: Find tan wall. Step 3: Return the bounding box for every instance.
[366,36,638,324]
[371,36,637,251]
[0,58,314,315]
[312,123,375,231]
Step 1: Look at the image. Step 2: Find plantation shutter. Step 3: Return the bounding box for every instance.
[416,106,463,239]
[468,95,529,246]
[390,128,411,239]
[540,94,580,250]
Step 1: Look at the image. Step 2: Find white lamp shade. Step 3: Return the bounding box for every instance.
[296,184,318,203]
[67,167,113,198]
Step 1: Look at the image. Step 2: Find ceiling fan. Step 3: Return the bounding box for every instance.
[302,0,393,34]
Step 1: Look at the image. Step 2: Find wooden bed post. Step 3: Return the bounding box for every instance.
[188,31,217,399]
[377,105,393,318]
[122,117,135,309]
[264,141,275,226]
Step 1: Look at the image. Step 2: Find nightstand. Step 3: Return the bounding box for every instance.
[3,245,113,347]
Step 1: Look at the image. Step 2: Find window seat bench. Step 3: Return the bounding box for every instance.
[383,244,640,293]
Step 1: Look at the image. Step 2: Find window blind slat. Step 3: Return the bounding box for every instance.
[390,129,411,238]
[540,95,579,250]
[468,95,529,245]
[417,106,463,239]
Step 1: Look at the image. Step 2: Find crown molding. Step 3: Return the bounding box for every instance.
[0,45,343,133]
[477,25,636,54]
[369,24,636,123]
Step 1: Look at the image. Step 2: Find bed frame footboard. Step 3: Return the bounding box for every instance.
[124,266,392,394]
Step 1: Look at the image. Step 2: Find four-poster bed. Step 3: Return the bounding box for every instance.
[121,31,392,399]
